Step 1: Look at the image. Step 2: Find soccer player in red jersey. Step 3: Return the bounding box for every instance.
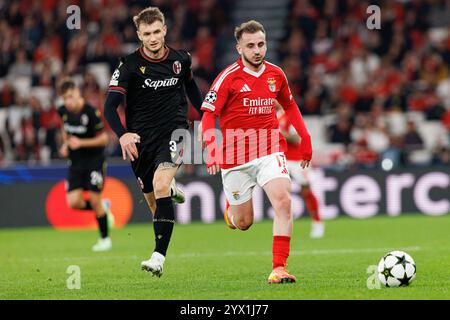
[200,21,312,284]
[277,104,325,239]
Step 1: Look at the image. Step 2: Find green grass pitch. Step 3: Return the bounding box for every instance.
[1,214,449,300]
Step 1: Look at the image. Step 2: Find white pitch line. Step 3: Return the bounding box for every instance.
[173,246,422,258]
[10,246,422,263]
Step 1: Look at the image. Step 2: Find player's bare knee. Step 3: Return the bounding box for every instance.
[273,193,292,214]
[67,198,83,209]
[235,218,253,231]
[241,220,253,231]
[88,198,101,211]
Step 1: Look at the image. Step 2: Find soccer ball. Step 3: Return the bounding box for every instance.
[377,251,416,287]
[205,90,217,103]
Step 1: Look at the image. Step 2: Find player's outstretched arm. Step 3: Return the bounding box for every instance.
[276,72,312,167]
[201,111,221,175]
[104,91,140,161]
[282,102,312,168]
[278,99,312,168]
[68,132,108,150]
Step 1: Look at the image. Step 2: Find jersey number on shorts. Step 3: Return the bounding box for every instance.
[90,171,103,186]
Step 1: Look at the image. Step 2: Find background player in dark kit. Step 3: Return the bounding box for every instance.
[104,7,203,277]
[58,79,114,252]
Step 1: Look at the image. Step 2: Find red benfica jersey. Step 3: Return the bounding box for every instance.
[201,58,294,169]
[277,109,303,161]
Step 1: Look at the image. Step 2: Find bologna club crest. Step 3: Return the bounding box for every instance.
[173,61,182,74]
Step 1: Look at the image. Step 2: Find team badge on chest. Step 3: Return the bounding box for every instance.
[173,61,182,75]
[81,114,89,126]
[267,78,276,92]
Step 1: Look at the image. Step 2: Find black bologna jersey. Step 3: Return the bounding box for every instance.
[108,46,192,145]
[58,104,105,167]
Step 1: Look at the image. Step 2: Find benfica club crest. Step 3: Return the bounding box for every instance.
[267,78,276,92]
[173,61,182,74]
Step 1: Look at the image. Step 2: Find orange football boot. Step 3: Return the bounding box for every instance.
[223,199,236,229]
[267,266,297,284]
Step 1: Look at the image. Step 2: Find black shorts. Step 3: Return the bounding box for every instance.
[131,134,184,194]
[66,161,106,193]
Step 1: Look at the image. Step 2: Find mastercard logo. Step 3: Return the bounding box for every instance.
[46,177,133,230]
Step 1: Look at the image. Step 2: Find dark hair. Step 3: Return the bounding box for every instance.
[234,20,265,42]
[133,7,165,29]
[59,78,77,95]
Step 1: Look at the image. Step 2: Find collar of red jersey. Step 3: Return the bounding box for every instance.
[237,58,266,78]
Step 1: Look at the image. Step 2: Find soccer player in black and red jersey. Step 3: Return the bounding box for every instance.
[104,7,203,277]
[58,79,114,252]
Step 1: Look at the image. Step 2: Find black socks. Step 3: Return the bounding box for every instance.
[96,215,108,239]
[153,197,175,256]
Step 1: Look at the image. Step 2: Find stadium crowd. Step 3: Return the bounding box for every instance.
[0,0,449,170]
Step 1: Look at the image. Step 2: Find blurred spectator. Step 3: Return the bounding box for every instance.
[402,120,425,165]
[349,139,378,169]
[328,118,352,145]
[384,84,408,112]
[432,147,450,166]
[0,82,16,108]
[0,0,448,170]
[7,49,32,81]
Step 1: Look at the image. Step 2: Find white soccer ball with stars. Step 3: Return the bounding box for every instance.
[377,251,416,287]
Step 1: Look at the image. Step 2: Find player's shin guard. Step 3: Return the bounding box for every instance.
[304,189,321,222]
[153,197,175,256]
[272,236,291,269]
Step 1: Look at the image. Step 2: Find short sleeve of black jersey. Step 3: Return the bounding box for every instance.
[108,57,132,94]
[90,107,105,133]
[57,106,68,124]
[57,106,65,118]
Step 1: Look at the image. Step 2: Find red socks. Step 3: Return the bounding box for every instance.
[304,189,321,222]
[272,236,291,269]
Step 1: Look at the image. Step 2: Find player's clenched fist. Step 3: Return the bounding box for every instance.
[68,136,82,150]
[119,133,141,161]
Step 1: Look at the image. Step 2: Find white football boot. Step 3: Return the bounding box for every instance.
[170,178,185,204]
[141,252,166,277]
[92,237,112,252]
[310,221,325,239]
